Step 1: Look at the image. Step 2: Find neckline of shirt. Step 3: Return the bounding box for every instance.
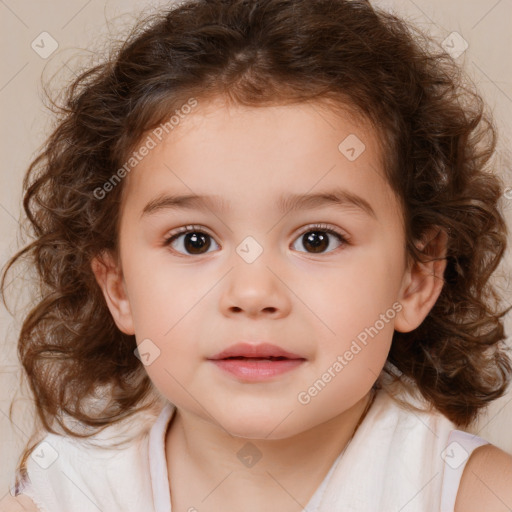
[147,390,387,512]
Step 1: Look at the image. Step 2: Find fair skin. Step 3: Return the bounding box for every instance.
[86,97,512,511]
[454,444,512,512]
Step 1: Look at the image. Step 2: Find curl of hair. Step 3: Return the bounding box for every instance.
[2,0,511,482]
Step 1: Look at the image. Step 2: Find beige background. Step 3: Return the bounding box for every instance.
[1,0,511,496]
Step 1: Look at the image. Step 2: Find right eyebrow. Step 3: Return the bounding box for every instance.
[140,193,230,218]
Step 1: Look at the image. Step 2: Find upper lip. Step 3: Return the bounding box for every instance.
[208,342,305,360]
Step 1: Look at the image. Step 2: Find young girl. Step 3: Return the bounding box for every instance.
[1,0,512,511]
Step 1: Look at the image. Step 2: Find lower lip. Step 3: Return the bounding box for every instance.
[209,358,305,381]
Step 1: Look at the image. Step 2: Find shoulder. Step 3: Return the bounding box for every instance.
[0,493,40,512]
[455,443,512,512]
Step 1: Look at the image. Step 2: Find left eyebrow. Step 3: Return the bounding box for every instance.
[140,187,377,219]
[276,187,377,219]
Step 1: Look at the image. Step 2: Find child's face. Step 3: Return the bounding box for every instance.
[95,97,440,439]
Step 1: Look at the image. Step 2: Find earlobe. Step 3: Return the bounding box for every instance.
[90,251,135,335]
[394,226,449,333]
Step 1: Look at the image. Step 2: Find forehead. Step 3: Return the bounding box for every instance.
[120,98,399,224]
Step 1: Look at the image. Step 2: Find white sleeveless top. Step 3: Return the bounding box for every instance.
[12,387,489,512]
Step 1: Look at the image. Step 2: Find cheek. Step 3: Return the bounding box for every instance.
[303,248,400,371]
[124,255,204,334]
[122,257,204,395]
[136,325,199,408]
[305,257,401,336]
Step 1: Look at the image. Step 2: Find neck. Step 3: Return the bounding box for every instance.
[165,388,376,511]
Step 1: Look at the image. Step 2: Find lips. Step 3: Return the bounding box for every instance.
[208,342,304,361]
[207,342,305,382]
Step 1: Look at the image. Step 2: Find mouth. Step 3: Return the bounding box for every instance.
[220,356,295,361]
[208,342,304,361]
[207,344,306,381]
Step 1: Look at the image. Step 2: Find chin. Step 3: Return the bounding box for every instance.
[216,412,302,440]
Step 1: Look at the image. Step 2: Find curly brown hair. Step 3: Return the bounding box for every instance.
[2,0,511,485]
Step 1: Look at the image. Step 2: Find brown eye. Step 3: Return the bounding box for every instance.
[164,228,219,255]
[292,225,348,254]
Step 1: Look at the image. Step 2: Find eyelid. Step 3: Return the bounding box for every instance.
[164,223,350,243]
[165,224,215,240]
[294,222,350,242]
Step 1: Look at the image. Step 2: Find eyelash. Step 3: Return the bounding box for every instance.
[163,223,350,256]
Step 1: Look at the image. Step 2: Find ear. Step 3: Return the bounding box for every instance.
[394,226,448,333]
[90,251,135,335]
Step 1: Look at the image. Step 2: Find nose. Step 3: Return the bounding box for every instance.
[219,260,292,319]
